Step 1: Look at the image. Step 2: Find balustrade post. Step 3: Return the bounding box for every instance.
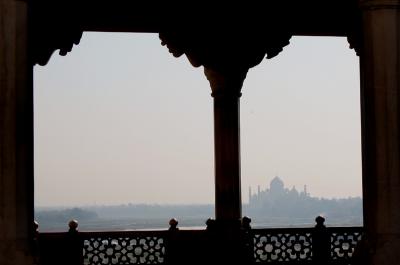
[33,221,39,265]
[205,218,219,264]
[65,220,82,265]
[165,218,179,265]
[312,216,330,264]
[241,216,254,264]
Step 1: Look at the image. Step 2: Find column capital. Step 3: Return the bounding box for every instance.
[204,68,247,98]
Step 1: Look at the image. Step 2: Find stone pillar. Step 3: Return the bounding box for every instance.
[359,0,400,263]
[0,0,35,264]
[204,68,246,221]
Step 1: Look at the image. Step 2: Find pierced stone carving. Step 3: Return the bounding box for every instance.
[331,230,362,260]
[83,236,165,265]
[253,231,313,263]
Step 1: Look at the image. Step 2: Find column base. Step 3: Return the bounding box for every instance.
[369,234,400,265]
[0,239,35,265]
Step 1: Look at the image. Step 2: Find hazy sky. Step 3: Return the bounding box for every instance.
[34,33,361,207]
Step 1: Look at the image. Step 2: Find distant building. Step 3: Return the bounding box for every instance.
[249,176,309,207]
[246,176,362,225]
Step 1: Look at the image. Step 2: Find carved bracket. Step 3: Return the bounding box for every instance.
[30,2,83,66]
[159,29,291,74]
[159,25,291,97]
[347,30,362,57]
[346,2,363,56]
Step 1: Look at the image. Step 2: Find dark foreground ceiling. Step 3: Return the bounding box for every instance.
[31,0,361,68]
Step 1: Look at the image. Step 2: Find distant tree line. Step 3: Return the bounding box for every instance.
[35,207,98,229]
[88,204,213,219]
[35,177,363,230]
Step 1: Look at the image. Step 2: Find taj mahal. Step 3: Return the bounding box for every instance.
[249,176,310,207]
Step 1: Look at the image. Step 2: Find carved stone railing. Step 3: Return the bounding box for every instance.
[82,230,167,264]
[34,217,362,265]
[251,216,363,265]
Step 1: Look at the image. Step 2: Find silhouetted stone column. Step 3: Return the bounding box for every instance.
[359,0,400,264]
[0,0,35,265]
[159,23,290,265]
[205,68,246,222]
[204,67,247,264]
